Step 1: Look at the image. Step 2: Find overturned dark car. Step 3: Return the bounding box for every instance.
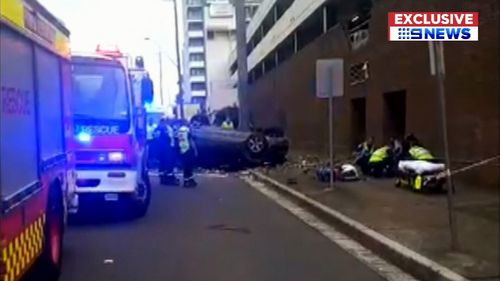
[190,125,289,170]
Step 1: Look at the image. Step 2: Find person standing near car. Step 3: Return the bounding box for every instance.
[221,116,234,130]
[155,118,179,185]
[146,118,157,168]
[177,123,198,187]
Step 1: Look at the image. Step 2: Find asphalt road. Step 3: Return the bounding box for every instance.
[30,174,387,281]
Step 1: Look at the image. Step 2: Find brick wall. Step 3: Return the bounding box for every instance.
[247,0,499,188]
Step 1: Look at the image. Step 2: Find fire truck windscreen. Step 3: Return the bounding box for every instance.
[71,63,131,133]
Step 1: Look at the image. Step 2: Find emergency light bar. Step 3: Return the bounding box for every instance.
[96,44,123,58]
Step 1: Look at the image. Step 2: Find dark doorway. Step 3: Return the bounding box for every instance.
[351,98,366,148]
[383,90,406,141]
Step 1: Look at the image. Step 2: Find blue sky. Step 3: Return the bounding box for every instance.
[40,0,183,106]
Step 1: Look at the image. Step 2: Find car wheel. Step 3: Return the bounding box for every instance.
[244,134,267,163]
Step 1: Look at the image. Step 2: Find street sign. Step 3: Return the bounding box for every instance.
[316,59,343,190]
[316,59,344,98]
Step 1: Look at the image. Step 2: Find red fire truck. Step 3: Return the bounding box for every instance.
[0,0,78,280]
[70,46,151,217]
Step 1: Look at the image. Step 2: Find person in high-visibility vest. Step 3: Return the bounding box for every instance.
[408,145,434,161]
[221,116,234,130]
[368,143,395,177]
[353,136,374,174]
[177,124,198,187]
[155,118,179,185]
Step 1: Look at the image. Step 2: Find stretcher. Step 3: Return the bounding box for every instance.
[396,160,446,192]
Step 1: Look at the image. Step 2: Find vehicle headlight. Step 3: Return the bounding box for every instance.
[76,132,92,143]
[108,152,125,162]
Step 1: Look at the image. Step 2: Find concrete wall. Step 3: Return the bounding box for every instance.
[247,0,499,188]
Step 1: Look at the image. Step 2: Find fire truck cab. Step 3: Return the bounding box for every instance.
[70,46,151,217]
[1,0,77,280]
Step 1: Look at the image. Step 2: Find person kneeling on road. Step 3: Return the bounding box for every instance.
[177,124,198,188]
[368,143,395,178]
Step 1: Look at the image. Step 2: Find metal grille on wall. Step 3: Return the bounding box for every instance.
[349,61,369,86]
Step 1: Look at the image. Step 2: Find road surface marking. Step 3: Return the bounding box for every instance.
[242,175,418,281]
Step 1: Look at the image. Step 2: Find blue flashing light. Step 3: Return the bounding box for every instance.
[77,132,92,143]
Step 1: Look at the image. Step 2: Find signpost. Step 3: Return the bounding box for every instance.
[429,41,459,251]
[316,59,344,189]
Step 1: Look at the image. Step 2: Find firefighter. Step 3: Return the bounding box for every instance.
[177,123,198,187]
[354,136,374,174]
[367,142,395,177]
[146,118,157,168]
[155,118,179,185]
[221,116,234,130]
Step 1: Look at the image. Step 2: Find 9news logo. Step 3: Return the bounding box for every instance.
[388,12,479,41]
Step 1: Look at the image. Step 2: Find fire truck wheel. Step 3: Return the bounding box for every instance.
[40,181,65,280]
[133,172,151,218]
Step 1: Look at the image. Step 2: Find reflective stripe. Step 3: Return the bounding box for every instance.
[1,214,45,281]
[409,146,434,160]
[167,126,175,147]
[361,142,373,155]
[146,125,156,140]
[414,175,423,190]
[178,126,190,154]
[369,146,389,163]
[221,121,234,129]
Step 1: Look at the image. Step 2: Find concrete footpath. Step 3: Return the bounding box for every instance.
[251,162,499,281]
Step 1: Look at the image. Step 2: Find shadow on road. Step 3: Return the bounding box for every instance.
[68,203,140,227]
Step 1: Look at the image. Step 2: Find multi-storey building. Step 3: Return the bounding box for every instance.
[182,0,208,110]
[182,0,261,113]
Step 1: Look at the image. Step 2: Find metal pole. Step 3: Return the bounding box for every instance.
[172,0,184,119]
[158,51,164,105]
[433,41,459,251]
[327,66,334,189]
[234,0,249,131]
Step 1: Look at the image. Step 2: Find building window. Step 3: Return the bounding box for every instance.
[187,0,204,6]
[188,22,203,31]
[207,31,215,40]
[190,68,205,76]
[191,82,206,91]
[245,5,258,20]
[346,0,372,51]
[189,53,204,61]
[188,38,204,46]
[187,7,203,20]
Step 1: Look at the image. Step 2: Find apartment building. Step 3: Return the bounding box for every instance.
[182,0,261,113]
[182,0,208,110]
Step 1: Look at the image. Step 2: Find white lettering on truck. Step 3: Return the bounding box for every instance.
[75,125,120,135]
